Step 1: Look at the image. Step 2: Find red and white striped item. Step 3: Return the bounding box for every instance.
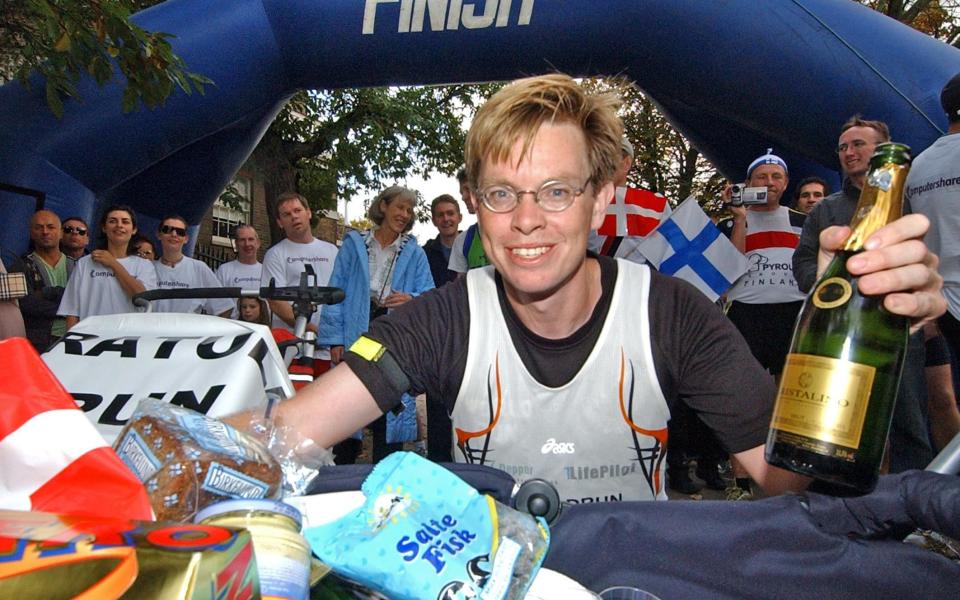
[598,186,671,238]
[0,338,153,520]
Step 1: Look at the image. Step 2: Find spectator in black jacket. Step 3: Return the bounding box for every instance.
[422,193,462,288]
[793,116,934,474]
[12,210,76,351]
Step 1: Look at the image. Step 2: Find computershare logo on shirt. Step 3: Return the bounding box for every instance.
[906,175,960,200]
[362,0,535,34]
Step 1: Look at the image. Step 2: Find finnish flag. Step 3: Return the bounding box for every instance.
[633,197,748,302]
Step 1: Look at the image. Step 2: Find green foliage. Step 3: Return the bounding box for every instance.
[217,180,247,211]
[255,83,500,219]
[348,217,374,231]
[583,77,727,216]
[863,0,960,46]
[2,0,211,118]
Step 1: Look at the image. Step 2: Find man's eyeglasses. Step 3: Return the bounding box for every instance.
[63,226,87,235]
[475,180,587,213]
[159,225,187,236]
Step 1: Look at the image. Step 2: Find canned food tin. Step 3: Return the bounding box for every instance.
[196,499,311,600]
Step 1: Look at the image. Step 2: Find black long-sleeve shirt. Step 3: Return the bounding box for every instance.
[792,178,861,292]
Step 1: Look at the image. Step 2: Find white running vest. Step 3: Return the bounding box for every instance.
[452,261,670,503]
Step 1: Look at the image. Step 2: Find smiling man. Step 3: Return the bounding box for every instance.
[793,117,891,292]
[792,117,935,474]
[423,194,462,287]
[242,75,945,504]
[217,224,262,289]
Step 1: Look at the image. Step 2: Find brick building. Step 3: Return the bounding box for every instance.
[193,172,344,269]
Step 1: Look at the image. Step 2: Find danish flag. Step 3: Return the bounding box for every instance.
[0,338,153,520]
[598,186,671,238]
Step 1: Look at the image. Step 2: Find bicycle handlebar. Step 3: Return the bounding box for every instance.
[132,285,345,308]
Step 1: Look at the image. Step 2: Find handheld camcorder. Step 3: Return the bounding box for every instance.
[730,184,768,206]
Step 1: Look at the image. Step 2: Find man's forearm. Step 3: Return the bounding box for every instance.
[735,445,811,496]
[731,217,747,253]
[226,362,384,449]
[269,299,296,327]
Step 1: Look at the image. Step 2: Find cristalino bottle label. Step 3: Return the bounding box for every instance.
[771,354,876,452]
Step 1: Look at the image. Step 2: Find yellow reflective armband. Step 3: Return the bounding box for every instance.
[350,336,386,362]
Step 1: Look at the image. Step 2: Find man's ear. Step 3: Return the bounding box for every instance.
[590,181,615,231]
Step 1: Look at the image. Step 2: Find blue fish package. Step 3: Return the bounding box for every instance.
[303,452,550,599]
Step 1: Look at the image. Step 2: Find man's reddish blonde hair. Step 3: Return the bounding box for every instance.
[465,74,623,192]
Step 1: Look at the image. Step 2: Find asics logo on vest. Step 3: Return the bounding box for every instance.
[541,438,575,454]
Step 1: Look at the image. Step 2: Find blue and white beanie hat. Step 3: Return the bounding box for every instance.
[746,148,788,179]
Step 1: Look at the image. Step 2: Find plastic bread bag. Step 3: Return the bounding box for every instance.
[303,452,550,600]
[247,393,335,497]
[113,398,283,521]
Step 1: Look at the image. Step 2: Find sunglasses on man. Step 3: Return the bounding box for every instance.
[63,226,87,235]
[159,225,187,236]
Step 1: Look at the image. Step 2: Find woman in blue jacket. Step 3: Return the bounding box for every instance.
[321,186,435,463]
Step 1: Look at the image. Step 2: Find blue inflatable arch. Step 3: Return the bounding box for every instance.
[1,0,959,254]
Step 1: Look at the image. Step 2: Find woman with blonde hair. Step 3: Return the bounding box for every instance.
[319,185,435,463]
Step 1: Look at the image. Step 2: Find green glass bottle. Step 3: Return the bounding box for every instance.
[765,142,911,493]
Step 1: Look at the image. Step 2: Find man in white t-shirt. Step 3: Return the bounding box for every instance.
[153,215,233,316]
[261,193,337,355]
[906,72,960,361]
[216,224,263,290]
[216,224,262,318]
[719,149,806,377]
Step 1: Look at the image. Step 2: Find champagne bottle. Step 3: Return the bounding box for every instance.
[765,142,911,493]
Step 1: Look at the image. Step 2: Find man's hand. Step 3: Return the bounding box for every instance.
[381,291,413,308]
[817,213,946,332]
[330,345,344,365]
[721,183,747,221]
[722,183,748,253]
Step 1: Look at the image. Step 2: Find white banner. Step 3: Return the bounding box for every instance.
[43,313,295,444]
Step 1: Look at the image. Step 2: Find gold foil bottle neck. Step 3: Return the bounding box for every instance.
[842,162,908,252]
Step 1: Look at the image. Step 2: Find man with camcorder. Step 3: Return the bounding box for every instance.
[716,150,809,499]
[719,150,807,378]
